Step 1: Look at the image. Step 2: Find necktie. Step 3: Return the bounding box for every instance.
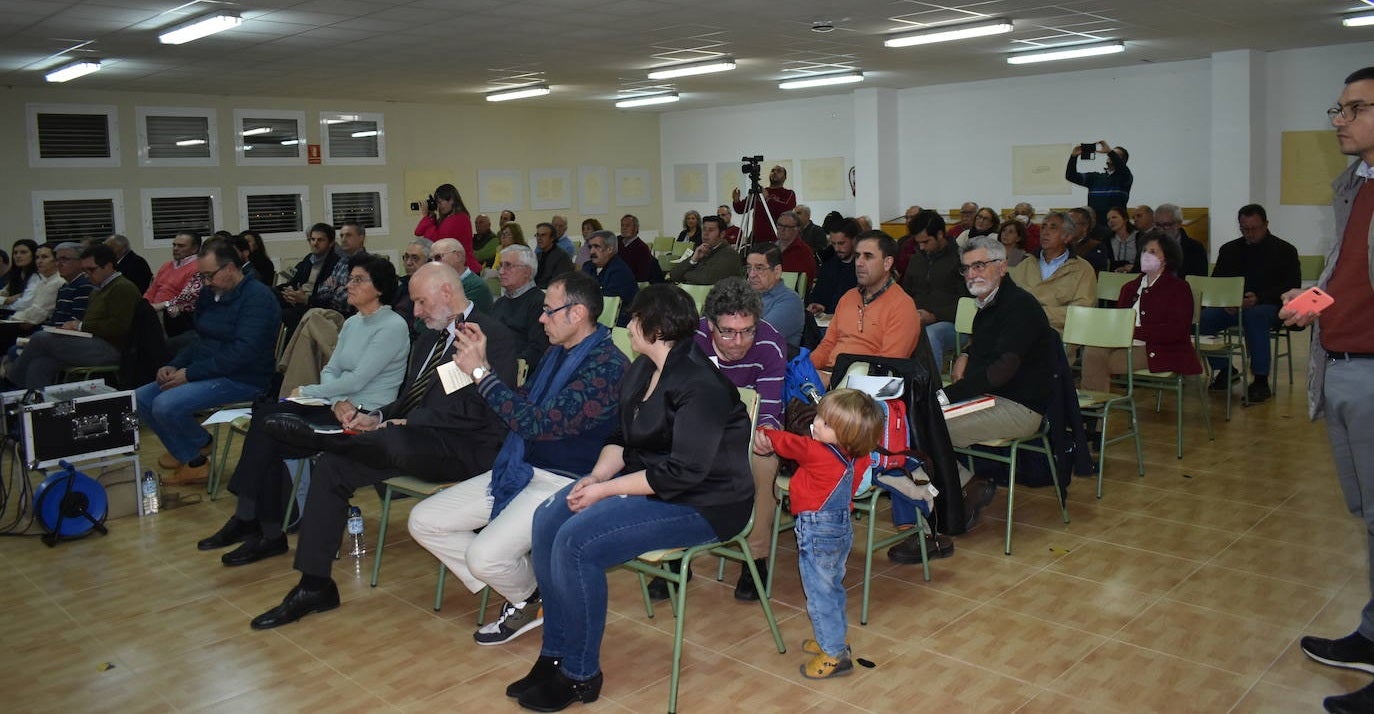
[394,337,447,417]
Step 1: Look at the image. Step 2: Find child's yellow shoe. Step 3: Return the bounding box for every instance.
[800,648,854,679]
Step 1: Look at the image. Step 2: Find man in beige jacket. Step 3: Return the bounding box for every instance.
[1010,211,1098,333]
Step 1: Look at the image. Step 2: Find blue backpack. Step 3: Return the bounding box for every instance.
[783,348,827,405]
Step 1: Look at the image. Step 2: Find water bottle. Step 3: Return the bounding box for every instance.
[346,505,367,557]
[140,470,160,516]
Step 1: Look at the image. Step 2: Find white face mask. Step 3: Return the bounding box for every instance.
[1014,214,1030,225]
[1139,252,1163,274]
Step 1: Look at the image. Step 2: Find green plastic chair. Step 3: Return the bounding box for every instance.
[651,235,676,256]
[952,422,1068,555]
[598,296,619,328]
[952,296,977,354]
[780,271,808,299]
[1188,275,1248,420]
[1095,270,1135,305]
[620,388,785,714]
[1127,284,1215,459]
[370,475,458,611]
[611,326,636,360]
[1063,306,1143,499]
[679,283,711,309]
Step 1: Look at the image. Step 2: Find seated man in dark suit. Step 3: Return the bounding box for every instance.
[805,217,860,316]
[581,229,638,327]
[278,223,342,332]
[247,262,518,630]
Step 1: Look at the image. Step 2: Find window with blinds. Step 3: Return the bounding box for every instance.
[245,193,304,235]
[320,112,384,165]
[329,191,380,227]
[41,198,116,242]
[137,107,218,166]
[150,196,214,241]
[235,110,306,165]
[26,104,120,167]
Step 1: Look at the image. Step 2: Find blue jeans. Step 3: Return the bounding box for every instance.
[925,321,956,365]
[795,508,851,657]
[1198,304,1280,377]
[879,482,931,529]
[532,482,718,680]
[135,378,261,463]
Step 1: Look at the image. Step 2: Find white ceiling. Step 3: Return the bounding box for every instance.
[2,0,1372,109]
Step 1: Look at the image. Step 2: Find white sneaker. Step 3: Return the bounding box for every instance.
[473,597,543,646]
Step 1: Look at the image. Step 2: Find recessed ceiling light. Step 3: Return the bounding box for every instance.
[646,58,736,80]
[486,83,551,102]
[1344,13,1374,27]
[44,59,101,83]
[616,92,680,108]
[884,18,1013,48]
[1006,41,1125,65]
[175,139,207,146]
[779,72,864,90]
[158,11,242,45]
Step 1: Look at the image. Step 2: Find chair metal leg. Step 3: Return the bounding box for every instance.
[917,510,931,583]
[368,485,394,587]
[765,499,784,598]
[1004,447,1018,555]
[282,458,308,526]
[209,423,236,500]
[1129,401,1144,476]
[1196,375,1215,441]
[1045,436,1068,524]
[737,540,784,653]
[667,556,692,714]
[476,585,492,624]
[861,496,878,625]
[434,563,447,611]
[1176,376,1186,459]
[637,572,655,618]
[1095,409,1108,500]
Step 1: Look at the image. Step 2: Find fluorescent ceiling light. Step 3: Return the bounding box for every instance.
[280,139,301,145]
[44,60,101,83]
[350,130,379,138]
[647,58,736,80]
[884,18,1013,48]
[486,83,550,102]
[779,72,865,90]
[241,126,272,136]
[159,12,242,45]
[175,139,207,146]
[1344,13,1374,27]
[1007,41,1125,65]
[616,92,680,108]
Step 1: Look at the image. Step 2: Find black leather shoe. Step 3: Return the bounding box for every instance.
[887,531,954,564]
[197,517,256,551]
[1246,380,1271,403]
[221,533,288,567]
[517,670,602,712]
[249,581,340,630]
[508,656,562,698]
[963,476,997,531]
[1301,631,1374,674]
[1208,372,1230,391]
[645,562,692,601]
[734,558,768,602]
[262,413,345,453]
[1326,680,1374,714]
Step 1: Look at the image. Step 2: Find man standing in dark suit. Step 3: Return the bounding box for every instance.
[104,234,153,294]
[248,262,518,630]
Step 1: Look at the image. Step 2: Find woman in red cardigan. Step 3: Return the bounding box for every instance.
[413,183,479,273]
[1081,233,1201,392]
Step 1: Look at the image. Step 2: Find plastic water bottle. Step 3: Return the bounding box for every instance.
[140,470,160,516]
[346,505,367,557]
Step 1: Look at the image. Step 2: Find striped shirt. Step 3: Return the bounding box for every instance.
[693,317,786,429]
[46,274,94,326]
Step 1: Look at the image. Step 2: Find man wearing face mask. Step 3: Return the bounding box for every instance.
[1012,203,1042,253]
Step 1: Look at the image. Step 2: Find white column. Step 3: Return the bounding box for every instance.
[852,87,901,225]
[1209,50,1267,258]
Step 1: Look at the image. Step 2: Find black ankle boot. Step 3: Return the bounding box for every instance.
[517,669,602,712]
[507,655,561,698]
[646,560,692,601]
[734,558,768,601]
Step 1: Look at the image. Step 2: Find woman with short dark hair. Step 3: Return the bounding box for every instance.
[509,283,755,710]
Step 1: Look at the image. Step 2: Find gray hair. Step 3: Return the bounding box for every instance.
[962,235,1007,261]
[1045,210,1077,237]
[1155,203,1183,224]
[105,233,131,249]
[55,241,83,257]
[406,239,431,259]
[500,243,538,270]
[682,209,701,231]
[588,229,617,252]
[703,276,763,322]
[779,210,801,226]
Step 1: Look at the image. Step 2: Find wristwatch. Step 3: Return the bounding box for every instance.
[470,365,489,382]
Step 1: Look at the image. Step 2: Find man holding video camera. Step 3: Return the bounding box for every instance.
[732,159,796,245]
[1066,140,1133,225]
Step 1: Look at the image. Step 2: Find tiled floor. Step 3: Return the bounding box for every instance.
[0,342,1363,713]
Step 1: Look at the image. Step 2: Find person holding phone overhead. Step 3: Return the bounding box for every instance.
[1289,66,1374,714]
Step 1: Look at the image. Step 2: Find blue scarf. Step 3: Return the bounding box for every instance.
[488,325,610,517]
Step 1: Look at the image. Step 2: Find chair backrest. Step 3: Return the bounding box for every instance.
[1063,305,1136,350]
[651,235,676,255]
[954,296,977,334]
[1095,271,1135,303]
[599,295,620,328]
[516,358,529,387]
[680,283,711,309]
[1300,254,1326,282]
[612,326,635,359]
[781,271,807,298]
[485,276,501,298]
[1187,275,1244,308]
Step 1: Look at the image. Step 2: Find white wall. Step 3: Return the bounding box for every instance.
[659,95,855,232]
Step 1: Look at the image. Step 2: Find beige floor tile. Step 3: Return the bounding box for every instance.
[1257,641,1373,698]
[1047,541,1203,594]
[995,570,1160,637]
[1012,689,1116,714]
[1168,564,1335,629]
[1115,599,1298,676]
[1049,640,1252,713]
[1094,512,1242,561]
[1210,533,1365,587]
[888,548,1039,601]
[190,663,392,713]
[840,573,983,644]
[1143,490,1274,533]
[959,521,1088,566]
[833,648,1041,713]
[1232,681,1336,713]
[83,595,255,670]
[1247,509,1366,555]
[130,631,326,710]
[924,605,1107,685]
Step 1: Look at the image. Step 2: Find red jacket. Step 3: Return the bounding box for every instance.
[763,428,868,514]
[779,238,818,283]
[1115,272,1201,375]
[415,212,479,273]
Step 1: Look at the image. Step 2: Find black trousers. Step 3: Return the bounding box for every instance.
[293,425,500,577]
[227,400,331,527]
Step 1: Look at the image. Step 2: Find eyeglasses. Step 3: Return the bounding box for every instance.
[346,274,371,285]
[540,303,574,317]
[1327,101,1372,122]
[401,253,425,262]
[199,264,228,281]
[713,325,757,341]
[776,223,798,230]
[744,265,775,274]
[431,252,453,262]
[497,263,527,271]
[958,258,1003,275]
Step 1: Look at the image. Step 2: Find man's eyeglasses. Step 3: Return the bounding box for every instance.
[497,263,527,271]
[1328,101,1372,122]
[199,264,227,282]
[776,223,799,230]
[541,303,574,317]
[402,253,426,262]
[432,252,453,262]
[744,265,775,274]
[958,258,1004,275]
[713,325,757,341]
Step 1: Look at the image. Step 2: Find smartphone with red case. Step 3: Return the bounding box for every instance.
[1286,286,1335,316]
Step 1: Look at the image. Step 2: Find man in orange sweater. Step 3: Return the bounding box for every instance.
[809,231,919,376]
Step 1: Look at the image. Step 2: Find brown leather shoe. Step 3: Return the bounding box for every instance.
[165,461,209,485]
[156,452,182,469]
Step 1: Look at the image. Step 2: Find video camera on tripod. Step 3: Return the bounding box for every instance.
[740,155,765,194]
[736,155,775,247]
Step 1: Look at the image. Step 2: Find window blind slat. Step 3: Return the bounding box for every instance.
[42,199,115,241]
[150,196,214,241]
[326,120,379,159]
[37,113,111,159]
[246,194,303,234]
[329,191,381,228]
[146,115,211,159]
[241,117,300,158]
